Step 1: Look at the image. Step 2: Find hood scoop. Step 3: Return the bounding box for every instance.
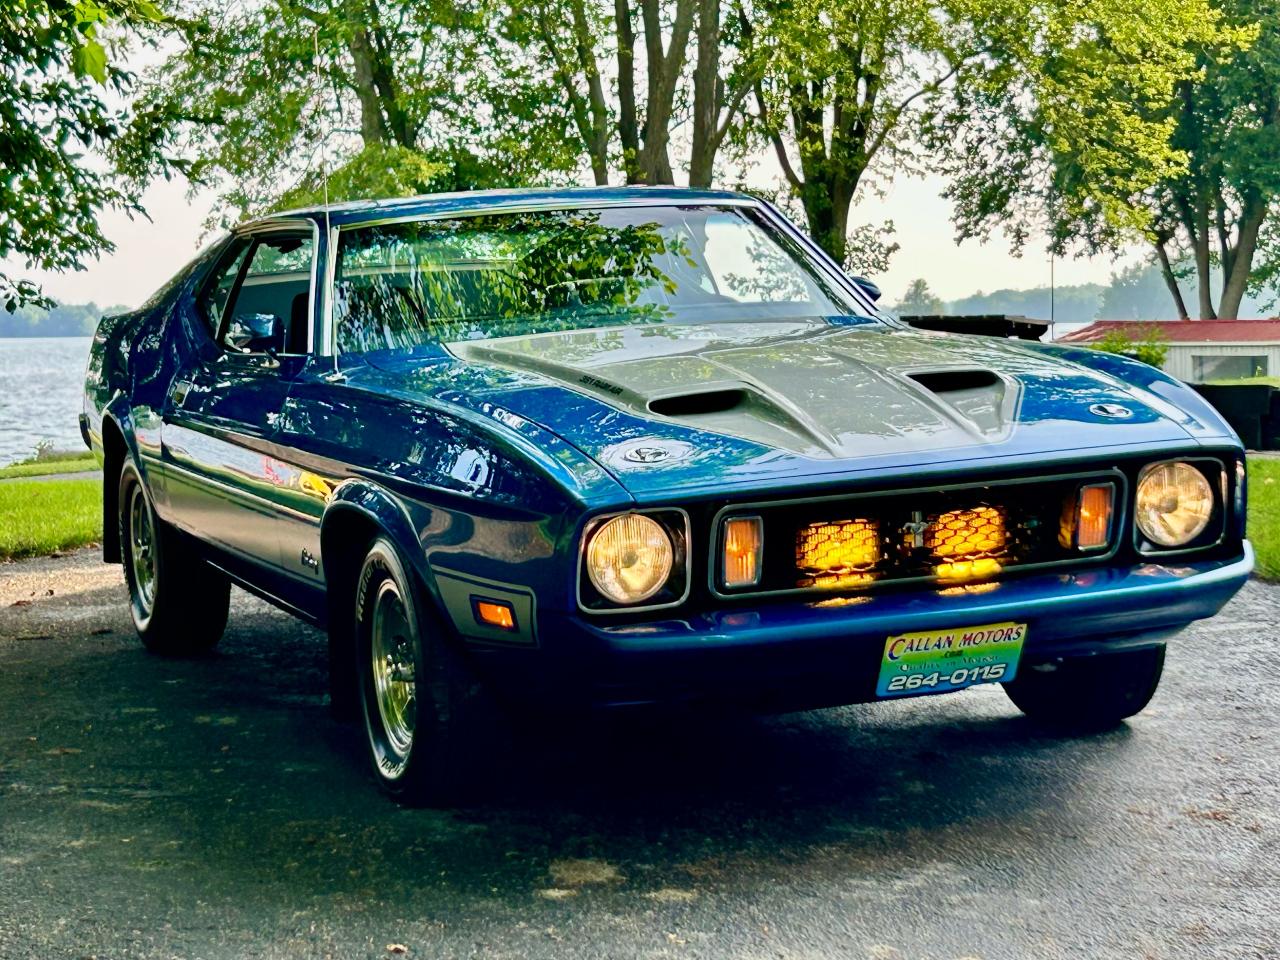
[648,388,749,418]
[904,367,1017,437]
[446,327,1043,462]
[645,382,838,456]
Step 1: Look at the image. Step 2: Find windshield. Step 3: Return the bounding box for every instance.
[333,204,875,353]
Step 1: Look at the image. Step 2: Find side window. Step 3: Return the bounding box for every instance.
[221,233,315,355]
[198,239,252,337]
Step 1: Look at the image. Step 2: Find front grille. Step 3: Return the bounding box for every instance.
[715,471,1124,598]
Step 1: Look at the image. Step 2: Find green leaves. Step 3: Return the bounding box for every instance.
[0,0,154,309]
[933,0,1274,318]
[1092,325,1170,368]
[72,36,106,82]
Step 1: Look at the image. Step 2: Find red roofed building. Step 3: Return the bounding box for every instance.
[1058,319,1280,382]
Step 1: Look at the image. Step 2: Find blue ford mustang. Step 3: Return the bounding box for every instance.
[83,187,1252,804]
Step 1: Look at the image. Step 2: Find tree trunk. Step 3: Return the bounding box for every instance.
[1219,192,1266,320]
[638,0,693,184]
[1154,240,1191,321]
[347,28,391,147]
[1175,83,1216,320]
[363,5,416,148]
[688,0,719,188]
[1194,195,1217,319]
[569,0,610,185]
[614,0,641,183]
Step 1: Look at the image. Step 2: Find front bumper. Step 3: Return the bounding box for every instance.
[482,545,1253,710]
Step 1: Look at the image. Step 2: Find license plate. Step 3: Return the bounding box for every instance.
[877,621,1026,698]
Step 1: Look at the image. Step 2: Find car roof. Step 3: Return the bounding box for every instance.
[245,185,759,230]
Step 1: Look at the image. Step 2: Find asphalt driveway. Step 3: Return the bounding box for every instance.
[0,550,1276,960]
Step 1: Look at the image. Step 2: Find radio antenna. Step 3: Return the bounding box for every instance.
[312,27,339,378]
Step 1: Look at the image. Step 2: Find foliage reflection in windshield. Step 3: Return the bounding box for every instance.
[333,205,869,353]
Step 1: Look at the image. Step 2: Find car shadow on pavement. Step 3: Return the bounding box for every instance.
[0,580,1133,920]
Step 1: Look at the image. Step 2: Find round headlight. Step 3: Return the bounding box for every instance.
[586,514,673,605]
[1136,461,1214,547]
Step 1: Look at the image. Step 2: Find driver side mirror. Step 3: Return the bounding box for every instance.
[849,275,882,302]
[226,312,284,354]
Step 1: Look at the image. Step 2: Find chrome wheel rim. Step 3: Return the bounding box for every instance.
[370,579,416,760]
[129,485,156,617]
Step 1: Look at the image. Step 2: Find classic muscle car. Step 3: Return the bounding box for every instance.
[83,187,1253,804]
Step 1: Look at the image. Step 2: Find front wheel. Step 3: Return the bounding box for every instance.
[354,537,486,806]
[119,461,229,656]
[1003,646,1166,730]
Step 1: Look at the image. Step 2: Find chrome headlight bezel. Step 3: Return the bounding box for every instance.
[577,509,690,613]
[1133,458,1226,555]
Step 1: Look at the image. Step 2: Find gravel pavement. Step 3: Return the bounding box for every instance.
[0,549,1277,960]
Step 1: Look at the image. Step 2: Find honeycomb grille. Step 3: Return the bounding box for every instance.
[727,472,1122,597]
[919,505,1009,582]
[796,519,881,589]
[922,506,1008,557]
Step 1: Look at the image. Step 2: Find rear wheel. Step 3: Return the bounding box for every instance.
[119,461,229,656]
[355,537,487,806]
[1003,646,1166,730]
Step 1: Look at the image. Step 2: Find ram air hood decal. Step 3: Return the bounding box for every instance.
[364,320,1216,497]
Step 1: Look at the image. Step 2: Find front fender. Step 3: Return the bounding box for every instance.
[321,479,429,586]
[1028,341,1241,443]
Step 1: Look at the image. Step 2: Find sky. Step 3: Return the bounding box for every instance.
[3,168,1146,311]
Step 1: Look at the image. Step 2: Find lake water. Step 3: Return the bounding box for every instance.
[0,337,92,465]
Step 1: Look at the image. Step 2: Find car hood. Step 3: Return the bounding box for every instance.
[358,319,1229,499]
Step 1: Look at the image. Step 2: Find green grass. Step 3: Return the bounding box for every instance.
[1248,458,1280,580]
[0,452,97,479]
[1205,376,1280,388]
[0,478,102,560]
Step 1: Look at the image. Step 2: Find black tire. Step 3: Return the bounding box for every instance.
[1003,645,1166,730]
[118,460,229,656]
[354,537,486,806]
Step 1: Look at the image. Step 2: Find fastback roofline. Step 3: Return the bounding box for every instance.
[248,185,757,231]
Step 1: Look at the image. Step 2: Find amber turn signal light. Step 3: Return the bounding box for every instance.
[722,516,764,588]
[1060,483,1114,551]
[474,599,516,630]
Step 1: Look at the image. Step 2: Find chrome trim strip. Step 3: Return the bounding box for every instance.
[321,222,340,358]
[576,508,693,616]
[1133,457,1228,557]
[332,194,760,233]
[706,468,1130,602]
[225,218,322,355]
[754,199,883,317]
[162,459,318,524]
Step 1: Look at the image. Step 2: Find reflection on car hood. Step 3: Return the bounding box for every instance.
[360,320,1228,498]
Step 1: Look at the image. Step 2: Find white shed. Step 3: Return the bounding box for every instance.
[1058,320,1280,382]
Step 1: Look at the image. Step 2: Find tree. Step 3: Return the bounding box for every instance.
[506,0,760,187]
[934,0,1260,320]
[115,0,577,224]
[1149,0,1280,320]
[1091,325,1170,368]
[746,0,985,265]
[894,278,944,315]
[1,0,159,310]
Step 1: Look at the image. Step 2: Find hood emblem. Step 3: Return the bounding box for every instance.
[604,439,696,466]
[625,446,672,463]
[1089,403,1133,420]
